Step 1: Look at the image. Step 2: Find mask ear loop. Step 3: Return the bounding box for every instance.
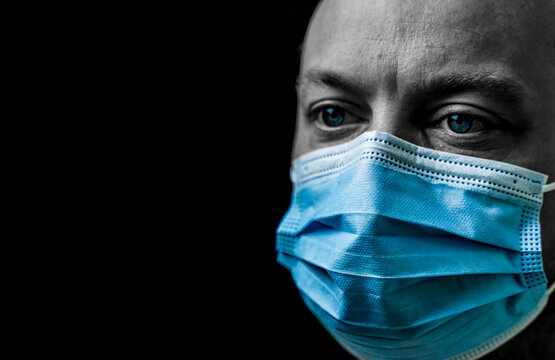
[549,282,555,296]
[543,182,555,193]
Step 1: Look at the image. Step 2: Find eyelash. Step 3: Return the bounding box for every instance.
[309,103,362,122]
[436,109,512,136]
[433,112,489,128]
[306,104,366,140]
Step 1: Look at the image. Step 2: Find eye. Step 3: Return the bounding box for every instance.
[422,103,517,155]
[434,112,491,135]
[447,114,473,133]
[320,106,345,127]
[307,102,368,140]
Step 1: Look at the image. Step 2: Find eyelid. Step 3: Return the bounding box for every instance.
[433,112,495,128]
[427,104,503,127]
[307,99,367,119]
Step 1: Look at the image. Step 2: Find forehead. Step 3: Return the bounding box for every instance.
[303,0,554,92]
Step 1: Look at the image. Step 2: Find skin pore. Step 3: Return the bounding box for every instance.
[293,0,555,358]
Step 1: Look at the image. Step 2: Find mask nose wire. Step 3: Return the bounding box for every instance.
[543,182,555,193]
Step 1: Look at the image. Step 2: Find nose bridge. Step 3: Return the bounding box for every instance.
[362,60,424,143]
[370,105,404,133]
[368,97,420,144]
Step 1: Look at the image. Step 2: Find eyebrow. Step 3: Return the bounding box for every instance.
[296,70,368,98]
[296,69,527,106]
[411,72,527,106]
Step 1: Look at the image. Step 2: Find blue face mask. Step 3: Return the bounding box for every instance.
[276,131,555,360]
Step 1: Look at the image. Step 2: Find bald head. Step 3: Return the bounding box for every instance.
[302,0,555,101]
[303,0,555,77]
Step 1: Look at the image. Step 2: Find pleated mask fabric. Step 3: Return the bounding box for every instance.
[276,131,555,360]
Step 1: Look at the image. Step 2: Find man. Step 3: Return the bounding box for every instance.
[277,0,555,359]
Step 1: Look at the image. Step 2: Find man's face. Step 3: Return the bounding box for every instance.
[294,0,555,283]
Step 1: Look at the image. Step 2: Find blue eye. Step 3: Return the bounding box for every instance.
[321,106,345,127]
[447,114,473,133]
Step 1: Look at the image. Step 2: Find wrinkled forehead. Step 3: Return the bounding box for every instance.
[303,0,554,90]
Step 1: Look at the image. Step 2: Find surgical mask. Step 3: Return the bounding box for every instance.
[276,131,555,360]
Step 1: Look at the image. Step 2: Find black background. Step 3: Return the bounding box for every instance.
[210,1,355,358]
[216,0,352,360]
